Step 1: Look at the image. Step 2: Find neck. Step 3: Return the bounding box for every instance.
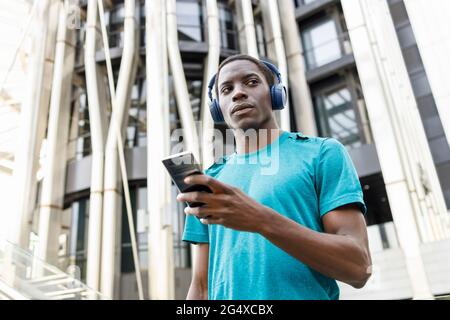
[233,120,282,155]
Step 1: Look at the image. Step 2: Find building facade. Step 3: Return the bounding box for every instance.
[2,0,450,300]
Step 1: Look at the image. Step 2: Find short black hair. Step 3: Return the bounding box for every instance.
[213,54,275,99]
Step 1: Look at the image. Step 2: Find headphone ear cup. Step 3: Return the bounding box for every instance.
[209,99,225,123]
[270,84,287,110]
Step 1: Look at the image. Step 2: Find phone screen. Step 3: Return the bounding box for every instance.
[162,152,213,208]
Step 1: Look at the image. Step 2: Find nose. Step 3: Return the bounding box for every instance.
[232,85,248,102]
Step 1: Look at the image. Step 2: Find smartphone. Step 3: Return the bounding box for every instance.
[162,151,213,208]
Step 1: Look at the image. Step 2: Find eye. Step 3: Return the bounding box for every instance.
[221,86,231,94]
[247,79,259,85]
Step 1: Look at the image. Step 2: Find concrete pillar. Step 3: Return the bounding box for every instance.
[404,0,450,148]
[341,0,435,299]
[259,0,290,131]
[101,0,138,299]
[201,0,221,169]
[167,0,200,160]
[146,0,175,300]
[10,0,59,250]
[235,0,258,57]
[37,1,76,267]
[84,0,109,293]
[277,0,317,135]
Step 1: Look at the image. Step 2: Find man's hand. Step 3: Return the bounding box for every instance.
[176,174,270,232]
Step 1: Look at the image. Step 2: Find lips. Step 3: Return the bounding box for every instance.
[231,103,254,116]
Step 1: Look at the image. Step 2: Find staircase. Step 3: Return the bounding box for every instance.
[0,239,106,300]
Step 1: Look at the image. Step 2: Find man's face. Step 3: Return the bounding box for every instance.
[217,60,273,130]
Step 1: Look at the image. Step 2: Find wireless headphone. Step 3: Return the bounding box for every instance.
[207,60,287,123]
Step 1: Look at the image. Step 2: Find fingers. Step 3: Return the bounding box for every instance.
[184,205,216,219]
[183,206,224,226]
[176,191,214,204]
[199,217,223,225]
[184,174,231,194]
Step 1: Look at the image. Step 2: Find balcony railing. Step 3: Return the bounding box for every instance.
[0,239,106,300]
[303,31,353,70]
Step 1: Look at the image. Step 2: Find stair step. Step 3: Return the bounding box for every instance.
[44,287,86,298]
[28,273,67,284]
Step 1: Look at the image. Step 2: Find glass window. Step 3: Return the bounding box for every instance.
[255,16,267,58]
[388,0,410,26]
[416,94,438,119]
[188,80,202,122]
[168,77,203,134]
[126,78,147,148]
[121,186,148,273]
[121,183,192,272]
[218,2,238,50]
[176,0,204,42]
[396,24,416,48]
[74,20,86,66]
[68,91,92,160]
[109,27,124,48]
[139,1,146,46]
[314,86,362,149]
[168,76,180,134]
[69,198,90,282]
[301,0,318,5]
[303,0,318,4]
[110,4,125,25]
[402,45,424,74]
[178,25,203,42]
[301,19,342,70]
[410,71,432,97]
[294,0,318,7]
[106,3,126,48]
[171,184,191,268]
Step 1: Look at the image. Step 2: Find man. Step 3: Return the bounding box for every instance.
[177,54,372,300]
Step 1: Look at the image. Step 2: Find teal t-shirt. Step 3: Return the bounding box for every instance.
[182,131,367,300]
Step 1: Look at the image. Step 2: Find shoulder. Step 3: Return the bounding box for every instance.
[284,131,327,145]
[317,137,347,157]
[315,138,354,172]
[284,131,331,154]
[284,133,348,166]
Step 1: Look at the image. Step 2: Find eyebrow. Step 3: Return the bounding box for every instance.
[219,72,262,90]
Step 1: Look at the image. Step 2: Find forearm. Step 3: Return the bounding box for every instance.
[186,280,208,300]
[258,207,371,288]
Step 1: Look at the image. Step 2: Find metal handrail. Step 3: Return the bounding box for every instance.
[303,31,353,69]
[0,239,106,300]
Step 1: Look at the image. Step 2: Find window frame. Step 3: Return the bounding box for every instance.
[311,72,369,148]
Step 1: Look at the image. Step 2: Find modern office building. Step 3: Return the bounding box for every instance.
[1,0,449,300]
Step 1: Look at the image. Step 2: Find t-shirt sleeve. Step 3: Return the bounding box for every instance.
[316,138,367,218]
[182,214,209,244]
[181,166,212,245]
